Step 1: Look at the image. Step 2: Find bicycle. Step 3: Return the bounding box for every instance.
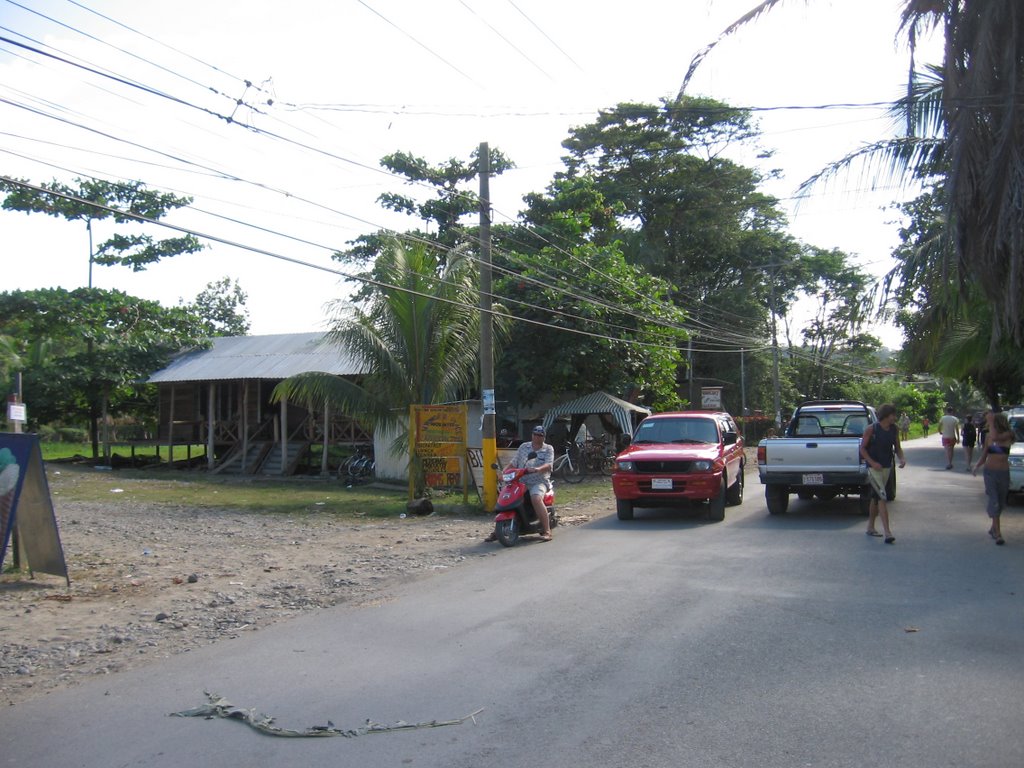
[338,445,375,486]
[552,443,584,484]
[581,437,616,476]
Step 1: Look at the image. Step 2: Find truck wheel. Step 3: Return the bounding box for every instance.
[858,487,872,516]
[616,499,634,521]
[766,486,789,515]
[707,477,727,522]
[725,465,744,506]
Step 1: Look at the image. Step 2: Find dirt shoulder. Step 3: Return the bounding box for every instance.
[2,450,758,708]
[0,482,605,708]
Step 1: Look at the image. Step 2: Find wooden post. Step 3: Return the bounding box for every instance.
[321,401,330,477]
[242,380,250,472]
[279,396,288,475]
[206,383,216,470]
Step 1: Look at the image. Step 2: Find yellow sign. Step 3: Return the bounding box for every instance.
[409,404,468,500]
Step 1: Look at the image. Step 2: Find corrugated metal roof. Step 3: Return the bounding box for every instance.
[148,333,365,383]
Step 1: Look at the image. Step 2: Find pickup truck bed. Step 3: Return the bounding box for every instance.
[757,400,890,516]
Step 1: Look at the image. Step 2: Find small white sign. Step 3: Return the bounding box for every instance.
[651,478,673,490]
[700,387,722,410]
[7,403,26,422]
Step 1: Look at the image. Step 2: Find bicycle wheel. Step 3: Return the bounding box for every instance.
[600,452,616,476]
[560,455,584,483]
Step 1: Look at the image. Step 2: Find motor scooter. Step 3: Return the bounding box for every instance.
[492,453,557,547]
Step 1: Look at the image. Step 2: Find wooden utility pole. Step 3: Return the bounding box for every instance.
[478,142,497,510]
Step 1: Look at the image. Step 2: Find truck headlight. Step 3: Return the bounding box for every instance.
[616,460,634,472]
[692,460,712,471]
[1010,456,1024,468]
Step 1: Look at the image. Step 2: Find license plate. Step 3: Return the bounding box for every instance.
[651,478,673,490]
[802,473,824,485]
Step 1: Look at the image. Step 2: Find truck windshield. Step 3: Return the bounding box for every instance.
[633,418,718,445]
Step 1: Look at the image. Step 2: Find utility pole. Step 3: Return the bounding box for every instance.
[478,143,498,510]
[769,279,781,428]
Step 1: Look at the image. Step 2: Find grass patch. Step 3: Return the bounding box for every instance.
[43,461,613,519]
[40,441,205,463]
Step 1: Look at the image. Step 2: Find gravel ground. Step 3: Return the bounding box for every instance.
[0,488,602,708]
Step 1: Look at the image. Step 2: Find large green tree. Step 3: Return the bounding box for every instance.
[789,247,881,400]
[0,177,204,278]
[551,98,808,414]
[0,288,209,457]
[686,1,1024,350]
[888,185,1023,406]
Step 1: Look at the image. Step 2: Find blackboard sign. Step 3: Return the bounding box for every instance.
[0,433,68,584]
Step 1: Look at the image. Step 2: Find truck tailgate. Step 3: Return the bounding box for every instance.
[761,438,863,474]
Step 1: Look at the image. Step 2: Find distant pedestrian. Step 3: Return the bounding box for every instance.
[921,416,930,437]
[973,411,1014,545]
[860,403,907,544]
[961,414,977,470]
[898,412,911,442]
[938,406,960,469]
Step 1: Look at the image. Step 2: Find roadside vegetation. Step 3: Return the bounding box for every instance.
[42,452,612,516]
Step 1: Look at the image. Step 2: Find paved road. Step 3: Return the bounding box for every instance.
[3,435,1021,767]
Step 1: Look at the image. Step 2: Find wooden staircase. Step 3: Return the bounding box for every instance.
[258,441,310,476]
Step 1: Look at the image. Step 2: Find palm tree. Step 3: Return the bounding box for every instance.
[682,1,1024,345]
[273,239,488,482]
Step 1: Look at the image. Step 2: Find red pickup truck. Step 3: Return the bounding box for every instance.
[611,411,745,522]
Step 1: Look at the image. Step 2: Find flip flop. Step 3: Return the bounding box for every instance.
[884,536,896,544]
[996,537,1005,546]
[538,534,553,542]
[483,532,497,543]
[866,530,883,537]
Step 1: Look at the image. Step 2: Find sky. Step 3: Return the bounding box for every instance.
[1,0,942,348]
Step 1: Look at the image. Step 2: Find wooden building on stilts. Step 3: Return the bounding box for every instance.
[147,333,369,476]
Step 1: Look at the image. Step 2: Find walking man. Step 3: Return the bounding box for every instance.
[939,406,960,470]
[860,404,907,544]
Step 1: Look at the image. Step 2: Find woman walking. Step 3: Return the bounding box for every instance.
[972,411,1015,545]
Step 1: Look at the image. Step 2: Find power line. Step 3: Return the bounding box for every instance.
[505,0,582,71]
[457,0,553,81]
[355,0,483,89]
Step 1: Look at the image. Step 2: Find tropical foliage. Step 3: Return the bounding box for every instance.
[274,239,489,447]
[684,1,1024,407]
[0,288,209,455]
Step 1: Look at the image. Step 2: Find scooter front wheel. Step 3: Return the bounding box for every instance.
[495,518,520,547]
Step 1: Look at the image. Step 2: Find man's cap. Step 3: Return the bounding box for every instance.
[532,425,545,435]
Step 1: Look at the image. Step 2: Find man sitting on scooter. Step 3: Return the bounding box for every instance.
[485,425,555,542]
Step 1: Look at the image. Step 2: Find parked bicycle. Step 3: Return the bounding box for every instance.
[581,436,616,475]
[338,445,375,486]
[552,442,584,484]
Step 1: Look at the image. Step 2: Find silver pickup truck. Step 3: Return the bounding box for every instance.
[757,400,894,515]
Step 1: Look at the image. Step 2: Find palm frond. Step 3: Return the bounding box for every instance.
[678,0,792,99]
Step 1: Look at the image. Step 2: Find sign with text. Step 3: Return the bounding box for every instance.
[0,433,68,583]
[410,405,468,499]
[701,387,723,410]
[465,447,517,502]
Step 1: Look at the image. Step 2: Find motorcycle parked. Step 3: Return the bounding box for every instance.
[492,453,557,547]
